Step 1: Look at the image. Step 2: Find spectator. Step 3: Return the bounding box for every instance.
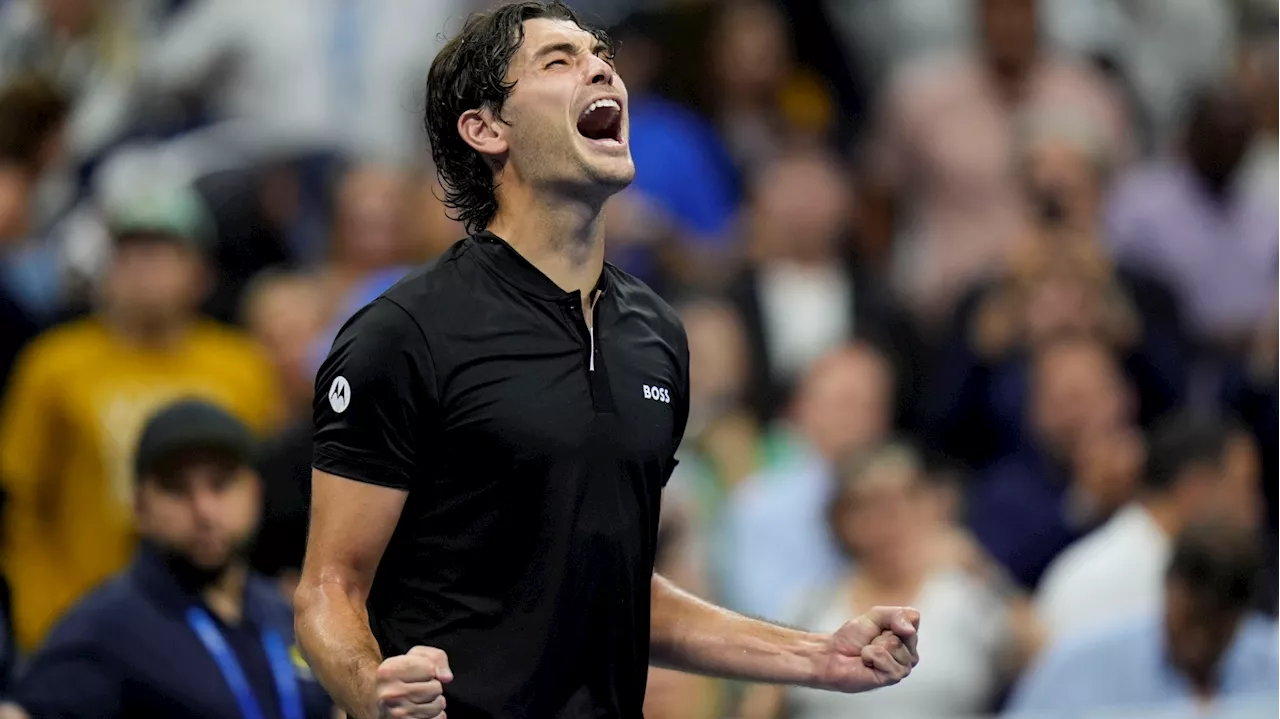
[1106,83,1277,352]
[0,74,69,398]
[969,336,1143,589]
[643,487,723,719]
[741,443,1040,719]
[1036,414,1261,641]
[0,184,281,650]
[866,0,1129,327]
[720,343,894,619]
[610,8,741,273]
[307,162,413,373]
[727,149,917,425]
[1043,0,1239,151]
[240,270,325,422]
[923,176,1189,469]
[0,399,334,718]
[1236,29,1277,203]
[144,0,460,164]
[0,0,154,169]
[1008,519,1278,718]
[666,297,761,528]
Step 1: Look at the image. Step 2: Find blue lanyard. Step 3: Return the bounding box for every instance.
[186,607,305,719]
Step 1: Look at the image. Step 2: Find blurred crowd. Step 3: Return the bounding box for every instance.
[0,0,1276,717]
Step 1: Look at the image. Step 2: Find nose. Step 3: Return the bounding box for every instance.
[189,483,221,523]
[586,54,614,86]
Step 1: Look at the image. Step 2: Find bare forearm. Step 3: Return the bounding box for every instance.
[294,581,383,719]
[649,574,826,685]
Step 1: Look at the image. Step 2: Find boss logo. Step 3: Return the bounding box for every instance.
[643,384,671,404]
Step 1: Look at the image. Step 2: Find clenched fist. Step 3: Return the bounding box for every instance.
[374,646,452,719]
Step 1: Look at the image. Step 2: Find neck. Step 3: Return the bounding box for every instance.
[202,561,248,624]
[487,184,607,303]
[855,554,926,598]
[101,308,190,350]
[1138,496,1182,538]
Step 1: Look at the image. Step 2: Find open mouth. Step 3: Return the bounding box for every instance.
[576,98,624,145]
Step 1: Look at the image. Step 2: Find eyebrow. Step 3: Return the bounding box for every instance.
[532,41,610,62]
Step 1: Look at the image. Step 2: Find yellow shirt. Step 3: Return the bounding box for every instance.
[0,318,282,649]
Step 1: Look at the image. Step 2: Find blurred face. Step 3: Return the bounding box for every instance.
[135,452,261,572]
[103,236,205,327]
[713,1,789,101]
[41,0,97,37]
[751,154,853,263]
[1025,137,1102,233]
[834,461,929,571]
[683,302,748,412]
[473,19,633,201]
[333,167,410,270]
[245,277,325,410]
[981,0,1039,74]
[795,349,892,460]
[1186,435,1262,528]
[1031,341,1129,457]
[1164,580,1241,686]
[1186,92,1254,190]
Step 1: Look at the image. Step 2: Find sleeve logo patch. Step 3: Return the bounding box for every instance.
[328,376,351,413]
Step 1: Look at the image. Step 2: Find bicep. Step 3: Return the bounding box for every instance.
[300,469,407,599]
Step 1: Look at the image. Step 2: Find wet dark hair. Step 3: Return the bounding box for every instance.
[425,1,615,234]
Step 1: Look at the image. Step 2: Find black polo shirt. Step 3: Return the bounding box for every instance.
[312,232,690,719]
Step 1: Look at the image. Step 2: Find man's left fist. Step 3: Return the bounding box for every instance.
[812,606,921,693]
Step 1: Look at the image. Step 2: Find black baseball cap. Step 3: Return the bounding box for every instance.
[134,399,255,481]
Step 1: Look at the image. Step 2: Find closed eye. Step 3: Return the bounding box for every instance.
[545,58,569,69]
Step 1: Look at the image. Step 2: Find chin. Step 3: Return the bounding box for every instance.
[583,154,636,193]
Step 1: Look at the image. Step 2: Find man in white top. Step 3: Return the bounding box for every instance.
[1036,414,1261,641]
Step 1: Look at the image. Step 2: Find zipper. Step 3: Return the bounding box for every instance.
[587,289,602,371]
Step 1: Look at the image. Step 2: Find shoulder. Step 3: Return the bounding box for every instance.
[606,265,685,344]
[379,239,483,314]
[36,575,136,652]
[12,319,106,379]
[1036,612,1159,672]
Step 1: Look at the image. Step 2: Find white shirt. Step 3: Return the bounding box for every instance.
[785,571,1011,719]
[757,262,852,384]
[1035,504,1171,641]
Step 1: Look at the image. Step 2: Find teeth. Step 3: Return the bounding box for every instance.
[587,98,620,114]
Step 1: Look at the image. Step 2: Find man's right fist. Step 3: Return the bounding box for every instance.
[374,646,452,719]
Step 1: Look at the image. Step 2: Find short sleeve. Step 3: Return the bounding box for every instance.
[312,298,438,491]
[665,322,691,484]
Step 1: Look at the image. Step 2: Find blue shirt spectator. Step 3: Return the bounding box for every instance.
[968,337,1139,589]
[1007,613,1278,718]
[1009,518,1279,718]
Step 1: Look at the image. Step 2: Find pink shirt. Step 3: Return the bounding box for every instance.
[874,55,1130,323]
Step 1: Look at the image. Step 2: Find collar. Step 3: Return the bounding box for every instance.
[130,543,268,627]
[471,231,611,302]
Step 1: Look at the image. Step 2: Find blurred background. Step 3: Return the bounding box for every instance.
[0,0,1276,717]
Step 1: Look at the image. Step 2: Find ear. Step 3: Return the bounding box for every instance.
[132,482,149,529]
[458,107,508,161]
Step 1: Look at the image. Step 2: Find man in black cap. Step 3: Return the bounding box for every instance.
[0,399,333,719]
